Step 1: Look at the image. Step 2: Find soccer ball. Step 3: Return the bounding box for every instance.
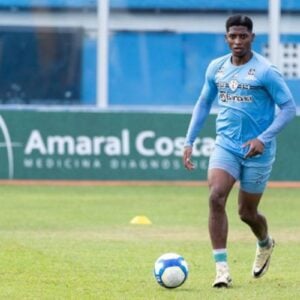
[154,253,188,288]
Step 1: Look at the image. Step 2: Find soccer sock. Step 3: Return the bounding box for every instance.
[258,236,271,248]
[213,248,228,269]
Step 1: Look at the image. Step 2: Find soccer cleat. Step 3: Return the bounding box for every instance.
[252,238,275,278]
[212,265,232,288]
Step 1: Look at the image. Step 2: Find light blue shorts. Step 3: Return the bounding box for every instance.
[208,145,273,194]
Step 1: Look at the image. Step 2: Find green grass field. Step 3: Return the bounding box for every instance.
[0,184,300,300]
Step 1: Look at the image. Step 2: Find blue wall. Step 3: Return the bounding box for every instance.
[82,32,300,106]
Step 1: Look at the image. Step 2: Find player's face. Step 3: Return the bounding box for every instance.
[225,26,254,58]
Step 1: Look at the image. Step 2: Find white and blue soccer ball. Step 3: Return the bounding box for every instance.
[154,253,188,288]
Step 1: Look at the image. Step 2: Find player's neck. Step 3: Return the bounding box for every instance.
[231,51,253,66]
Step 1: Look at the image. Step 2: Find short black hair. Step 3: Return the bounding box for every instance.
[226,15,253,32]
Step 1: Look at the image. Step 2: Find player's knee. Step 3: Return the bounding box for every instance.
[239,208,256,224]
[239,213,251,224]
[209,188,227,212]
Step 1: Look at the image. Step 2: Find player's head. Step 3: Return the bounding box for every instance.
[226,15,253,33]
[225,15,255,58]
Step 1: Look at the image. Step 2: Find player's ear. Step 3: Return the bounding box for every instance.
[251,33,255,42]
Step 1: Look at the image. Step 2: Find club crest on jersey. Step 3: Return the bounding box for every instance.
[229,79,239,91]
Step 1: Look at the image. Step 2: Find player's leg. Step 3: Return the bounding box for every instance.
[208,145,240,287]
[238,190,267,240]
[208,168,236,288]
[239,164,275,278]
[208,168,236,250]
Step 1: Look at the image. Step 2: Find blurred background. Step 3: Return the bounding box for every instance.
[0,0,299,181]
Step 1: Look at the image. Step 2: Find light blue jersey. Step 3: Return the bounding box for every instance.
[185,51,295,161]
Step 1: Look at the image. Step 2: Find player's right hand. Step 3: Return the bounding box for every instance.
[242,138,265,158]
[183,146,195,170]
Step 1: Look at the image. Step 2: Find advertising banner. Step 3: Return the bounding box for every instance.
[0,110,298,181]
[0,110,215,180]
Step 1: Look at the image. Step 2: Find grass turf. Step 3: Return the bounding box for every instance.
[0,185,300,299]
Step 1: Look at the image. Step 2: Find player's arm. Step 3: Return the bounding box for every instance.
[183,64,218,170]
[244,67,296,158]
[257,66,296,144]
[257,100,296,144]
[183,99,213,169]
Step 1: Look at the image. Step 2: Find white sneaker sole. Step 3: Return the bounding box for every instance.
[212,277,232,288]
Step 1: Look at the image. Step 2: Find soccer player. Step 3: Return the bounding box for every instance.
[183,15,296,288]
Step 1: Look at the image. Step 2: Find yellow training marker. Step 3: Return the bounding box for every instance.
[130,215,152,225]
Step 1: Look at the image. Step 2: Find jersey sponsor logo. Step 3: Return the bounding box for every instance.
[217,81,260,91]
[219,91,253,103]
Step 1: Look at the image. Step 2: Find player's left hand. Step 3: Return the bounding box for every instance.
[242,138,265,158]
